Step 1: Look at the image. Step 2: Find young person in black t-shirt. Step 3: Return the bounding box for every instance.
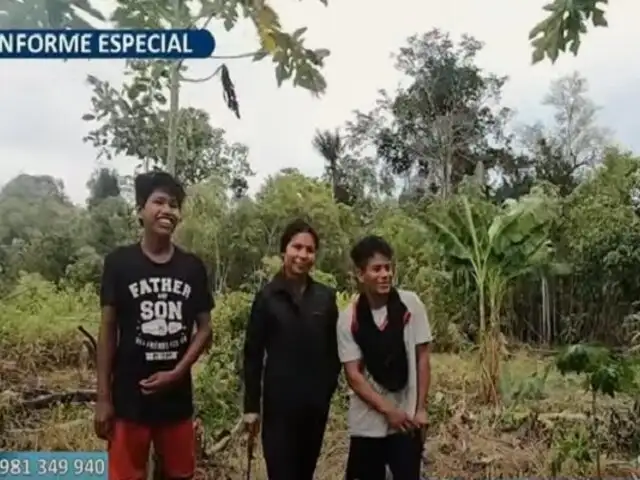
[94,171,214,480]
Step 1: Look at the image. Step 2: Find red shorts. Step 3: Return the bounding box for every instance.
[108,419,195,480]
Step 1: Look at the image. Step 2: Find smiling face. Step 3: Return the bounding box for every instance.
[282,232,317,277]
[139,189,181,238]
[357,252,393,296]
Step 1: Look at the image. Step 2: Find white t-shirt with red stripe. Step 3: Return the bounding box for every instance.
[337,289,433,438]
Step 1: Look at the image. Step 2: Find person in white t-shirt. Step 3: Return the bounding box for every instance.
[337,235,433,480]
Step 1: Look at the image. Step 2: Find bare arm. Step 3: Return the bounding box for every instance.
[174,312,212,377]
[408,291,433,417]
[97,252,118,404]
[96,306,117,402]
[344,360,394,415]
[175,258,214,377]
[416,342,431,409]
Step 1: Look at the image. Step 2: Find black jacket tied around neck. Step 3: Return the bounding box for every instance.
[351,288,410,393]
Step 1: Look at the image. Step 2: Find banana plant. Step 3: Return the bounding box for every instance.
[427,185,564,403]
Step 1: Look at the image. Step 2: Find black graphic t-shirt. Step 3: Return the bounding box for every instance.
[100,243,214,425]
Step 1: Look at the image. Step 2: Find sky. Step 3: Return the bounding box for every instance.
[1,0,639,205]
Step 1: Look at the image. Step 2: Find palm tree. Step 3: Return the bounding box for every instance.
[312,128,344,201]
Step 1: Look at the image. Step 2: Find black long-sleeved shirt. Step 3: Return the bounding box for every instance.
[243,273,341,415]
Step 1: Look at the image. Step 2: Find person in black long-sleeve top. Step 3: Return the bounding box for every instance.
[242,218,341,480]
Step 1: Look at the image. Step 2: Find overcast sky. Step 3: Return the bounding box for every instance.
[1,0,638,205]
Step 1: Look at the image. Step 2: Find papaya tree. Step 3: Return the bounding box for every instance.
[554,344,637,477]
[428,184,561,403]
[104,0,331,175]
[1,0,331,176]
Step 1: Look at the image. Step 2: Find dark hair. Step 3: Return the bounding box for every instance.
[134,171,186,210]
[350,235,394,269]
[279,219,319,253]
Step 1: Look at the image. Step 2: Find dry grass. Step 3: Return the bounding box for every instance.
[2,349,640,479]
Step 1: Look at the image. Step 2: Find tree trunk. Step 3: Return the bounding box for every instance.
[480,284,502,405]
[541,275,551,344]
[165,0,182,176]
[166,60,180,175]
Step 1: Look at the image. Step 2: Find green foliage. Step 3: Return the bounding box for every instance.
[0,0,106,28]
[530,0,609,64]
[0,274,97,369]
[553,343,636,477]
[551,426,593,476]
[428,186,561,331]
[195,291,252,433]
[555,344,636,396]
[347,29,511,198]
[83,73,254,189]
[87,168,121,209]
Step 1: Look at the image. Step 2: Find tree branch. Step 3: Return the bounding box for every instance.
[77,325,97,362]
[180,65,224,83]
[18,390,97,410]
[176,10,218,69]
[212,51,260,60]
[179,51,260,83]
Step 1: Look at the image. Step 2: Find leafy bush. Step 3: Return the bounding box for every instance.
[0,273,97,368]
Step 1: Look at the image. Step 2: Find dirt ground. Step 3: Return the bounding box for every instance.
[2,350,640,479]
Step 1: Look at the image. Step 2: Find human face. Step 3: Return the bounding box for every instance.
[282,232,317,277]
[357,253,393,295]
[139,189,181,237]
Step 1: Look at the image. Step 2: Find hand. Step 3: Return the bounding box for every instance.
[414,408,428,428]
[414,407,428,440]
[243,413,261,444]
[139,370,180,395]
[384,407,416,432]
[94,399,114,440]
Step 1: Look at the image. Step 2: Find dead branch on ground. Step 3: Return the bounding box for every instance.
[16,389,97,409]
[77,326,97,365]
[206,418,244,456]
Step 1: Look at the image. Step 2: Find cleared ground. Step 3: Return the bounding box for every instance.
[2,347,640,479]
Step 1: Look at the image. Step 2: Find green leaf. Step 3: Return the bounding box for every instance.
[569,38,581,55]
[292,26,307,40]
[530,0,610,64]
[532,47,545,64]
[592,8,607,27]
[274,63,290,87]
[547,43,560,63]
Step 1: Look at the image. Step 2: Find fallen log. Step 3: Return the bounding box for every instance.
[19,389,96,409]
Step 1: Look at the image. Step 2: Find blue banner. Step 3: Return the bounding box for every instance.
[0,451,107,479]
[0,29,216,59]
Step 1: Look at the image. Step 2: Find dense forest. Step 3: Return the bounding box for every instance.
[2,0,640,478]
